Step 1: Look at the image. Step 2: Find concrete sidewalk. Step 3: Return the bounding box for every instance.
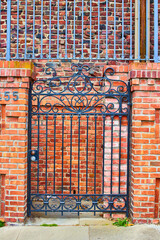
[0,225,160,240]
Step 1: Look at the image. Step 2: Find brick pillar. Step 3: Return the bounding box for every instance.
[130,62,160,224]
[0,61,34,224]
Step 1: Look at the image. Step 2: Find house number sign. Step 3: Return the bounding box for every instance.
[0,91,19,101]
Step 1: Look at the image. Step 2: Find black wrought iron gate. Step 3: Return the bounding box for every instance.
[27,64,131,216]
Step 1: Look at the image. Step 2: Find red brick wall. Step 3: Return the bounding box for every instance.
[0,61,34,224]
[130,62,160,224]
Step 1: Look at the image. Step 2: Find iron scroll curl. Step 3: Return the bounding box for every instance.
[31,64,129,115]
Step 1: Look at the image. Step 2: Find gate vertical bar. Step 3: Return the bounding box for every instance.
[37,111,40,193]
[94,115,97,194]
[110,116,113,195]
[27,82,32,216]
[119,116,122,194]
[45,115,48,215]
[126,82,131,217]
[53,115,57,193]
[62,116,64,194]
[6,0,11,61]
[86,116,89,194]
[154,0,158,62]
[94,115,97,214]
[61,115,65,215]
[102,115,105,194]
[70,115,73,193]
[78,115,81,215]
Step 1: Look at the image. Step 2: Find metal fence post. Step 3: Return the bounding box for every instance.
[154,0,158,62]
[6,0,11,61]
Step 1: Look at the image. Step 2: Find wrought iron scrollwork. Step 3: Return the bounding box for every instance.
[31,64,129,115]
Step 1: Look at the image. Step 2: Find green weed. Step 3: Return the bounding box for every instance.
[40,223,58,227]
[0,221,5,227]
[112,218,129,227]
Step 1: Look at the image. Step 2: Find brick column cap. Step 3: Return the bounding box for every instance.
[129,63,160,80]
[0,61,36,79]
[129,62,160,71]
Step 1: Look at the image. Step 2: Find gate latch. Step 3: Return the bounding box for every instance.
[29,150,38,162]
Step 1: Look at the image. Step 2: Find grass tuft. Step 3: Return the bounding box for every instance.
[0,221,5,228]
[112,218,129,227]
[40,223,58,227]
